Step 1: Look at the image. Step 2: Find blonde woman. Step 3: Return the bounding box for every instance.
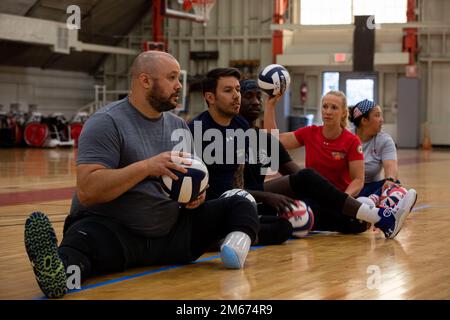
[264,91,364,197]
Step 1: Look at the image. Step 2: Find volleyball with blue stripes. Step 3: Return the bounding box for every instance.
[219,188,257,206]
[161,156,209,204]
[281,200,314,238]
[257,64,291,97]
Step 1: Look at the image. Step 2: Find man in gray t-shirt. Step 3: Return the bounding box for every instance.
[69,97,191,237]
[23,51,259,299]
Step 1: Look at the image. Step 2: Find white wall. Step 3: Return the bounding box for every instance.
[418,0,450,145]
[276,0,450,145]
[97,0,450,145]
[0,66,94,118]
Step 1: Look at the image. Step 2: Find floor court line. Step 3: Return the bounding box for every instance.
[0,187,75,207]
[412,204,431,212]
[35,245,267,300]
[34,203,433,300]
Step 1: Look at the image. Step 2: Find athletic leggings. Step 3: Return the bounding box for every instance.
[58,195,259,283]
[264,168,369,234]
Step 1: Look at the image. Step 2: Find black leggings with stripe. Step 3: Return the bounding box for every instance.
[58,195,259,283]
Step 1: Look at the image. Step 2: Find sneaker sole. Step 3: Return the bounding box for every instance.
[389,189,417,239]
[220,245,242,269]
[24,212,67,298]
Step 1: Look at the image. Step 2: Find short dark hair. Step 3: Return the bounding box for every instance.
[348,99,377,128]
[202,68,241,95]
[348,106,368,128]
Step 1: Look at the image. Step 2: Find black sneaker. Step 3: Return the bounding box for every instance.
[24,212,67,298]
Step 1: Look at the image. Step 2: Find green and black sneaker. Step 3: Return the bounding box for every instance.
[24,211,67,298]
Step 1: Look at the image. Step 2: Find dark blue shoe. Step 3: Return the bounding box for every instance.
[24,212,67,298]
[375,189,417,239]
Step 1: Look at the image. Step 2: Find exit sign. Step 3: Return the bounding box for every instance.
[334,53,346,63]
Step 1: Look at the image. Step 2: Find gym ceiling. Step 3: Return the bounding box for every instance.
[0,0,152,73]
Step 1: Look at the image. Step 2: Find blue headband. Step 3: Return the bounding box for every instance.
[353,99,376,119]
[240,79,260,93]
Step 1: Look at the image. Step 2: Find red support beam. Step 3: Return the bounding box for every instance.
[272,0,288,63]
[151,0,166,49]
[404,0,418,65]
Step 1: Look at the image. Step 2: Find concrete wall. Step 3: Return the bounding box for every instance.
[100,0,274,116]
[166,0,274,116]
[167,0,273,74]
[418,0,450,145]
[0,66,94,118]
[98,0,450,145]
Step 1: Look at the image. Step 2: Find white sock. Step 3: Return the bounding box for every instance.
[221,231,251,269]
[357,196,376,208]
[356,203,382,224]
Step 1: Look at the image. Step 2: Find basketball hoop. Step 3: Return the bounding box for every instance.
[188,0,216,25]
[181,0,192,11]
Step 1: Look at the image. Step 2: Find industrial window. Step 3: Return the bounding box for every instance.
[300,0,352,25]
[353,0,407,23]
[322,72,340,96]
[345,79,375,106]
[300,0,407,25]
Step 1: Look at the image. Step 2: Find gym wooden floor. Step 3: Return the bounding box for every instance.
[0,147,449,300]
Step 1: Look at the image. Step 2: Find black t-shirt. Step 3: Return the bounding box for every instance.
[244,128,292,191]
[188,111,250,200]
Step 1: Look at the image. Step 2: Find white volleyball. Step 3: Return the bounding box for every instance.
[161,156,209,204]
[219,188,257,205]
[257,64,291,97]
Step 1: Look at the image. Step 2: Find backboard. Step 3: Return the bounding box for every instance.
[164,0,215,25]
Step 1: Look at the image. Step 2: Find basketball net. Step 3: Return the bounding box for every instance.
[186,0,216,26]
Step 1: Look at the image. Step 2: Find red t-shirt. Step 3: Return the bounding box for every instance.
[293,125,364,192]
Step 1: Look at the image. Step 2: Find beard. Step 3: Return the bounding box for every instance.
[146,83,180,113]
[241,107,261,123]
[244,113,259,123]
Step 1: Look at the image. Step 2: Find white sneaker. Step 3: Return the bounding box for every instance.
[375,189,417,239]
[220,231,251,269]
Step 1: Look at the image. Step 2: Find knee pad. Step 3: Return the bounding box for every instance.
[225,195,260,243]
[60,219,126,274]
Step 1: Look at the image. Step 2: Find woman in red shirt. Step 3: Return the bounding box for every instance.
[264,91,364,197]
